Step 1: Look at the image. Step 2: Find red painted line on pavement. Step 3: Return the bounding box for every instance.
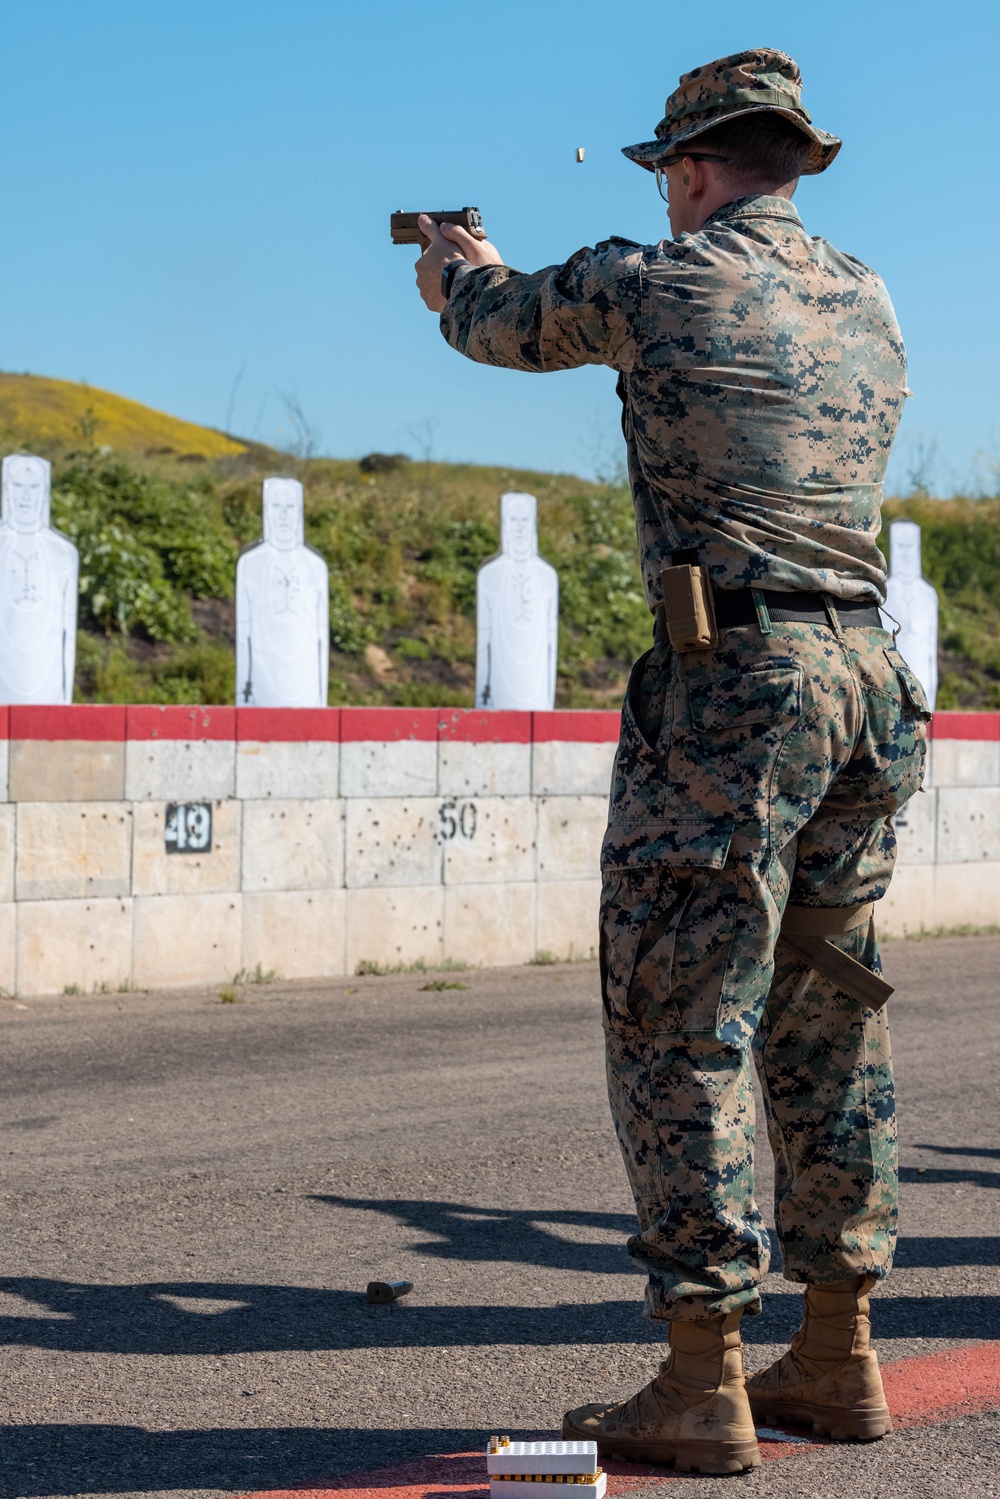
[239,1341,1000,1499]
[882,1339,1000,1427]
[239,1442,811,1499]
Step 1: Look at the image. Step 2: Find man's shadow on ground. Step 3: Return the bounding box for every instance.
[0,1229,997,1356]
[2,1193,997,1495]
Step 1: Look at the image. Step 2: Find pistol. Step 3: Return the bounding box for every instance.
[391,207,486,252]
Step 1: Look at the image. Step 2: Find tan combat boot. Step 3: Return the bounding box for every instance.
[562,1310,761,1475]
[746,1275,892,1441]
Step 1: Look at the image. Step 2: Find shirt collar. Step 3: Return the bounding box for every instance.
[703,194,804,230]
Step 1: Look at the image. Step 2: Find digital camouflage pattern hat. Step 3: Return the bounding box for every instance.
[623,48,841,176]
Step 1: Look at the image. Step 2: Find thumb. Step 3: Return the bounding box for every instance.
[417,212,448,250]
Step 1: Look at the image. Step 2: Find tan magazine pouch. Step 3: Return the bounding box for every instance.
[778,902,894,1011]
[660,564,719,652]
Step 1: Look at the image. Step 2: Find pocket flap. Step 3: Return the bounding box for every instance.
[603,819,732,870]
[688,666,802,732]
[887,653,932,720]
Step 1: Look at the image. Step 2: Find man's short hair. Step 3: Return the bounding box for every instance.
[694,113,812,189]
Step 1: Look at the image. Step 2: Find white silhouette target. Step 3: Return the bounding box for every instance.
[476,491,558,711]
[0,454,79,704]
[882,519,938,710]
[236,476,329,708]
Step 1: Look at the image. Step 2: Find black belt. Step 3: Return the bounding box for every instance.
[653,589,883,644]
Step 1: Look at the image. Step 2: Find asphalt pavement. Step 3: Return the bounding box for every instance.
[0,935,997,1499]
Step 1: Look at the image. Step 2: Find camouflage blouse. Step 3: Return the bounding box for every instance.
[439,195,906,605]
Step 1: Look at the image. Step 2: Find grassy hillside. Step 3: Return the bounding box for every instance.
[0,373,998,710]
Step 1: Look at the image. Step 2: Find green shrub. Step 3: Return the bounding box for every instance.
[74,632,234,705]
[52,458,234,642]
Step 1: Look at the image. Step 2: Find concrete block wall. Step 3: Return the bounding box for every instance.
[0,705,616,995]
[880,713,1000,935]
[1,704,997,995]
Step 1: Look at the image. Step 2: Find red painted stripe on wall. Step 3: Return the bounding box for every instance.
[929,711,1000,741]
[126,705,236,741]
[7,705,125,741]
[0,705,996,745]
[237,708,342,742]
[532,711,621,743]
[340,708,439,743]
[437,710,532,743]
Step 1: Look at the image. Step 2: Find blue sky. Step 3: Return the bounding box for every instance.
[2,0,997,494]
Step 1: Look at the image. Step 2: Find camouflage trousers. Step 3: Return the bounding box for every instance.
[600,619,930,1321]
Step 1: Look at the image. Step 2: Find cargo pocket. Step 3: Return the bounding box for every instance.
[600,868,690,1030]
[600,824,734,1031]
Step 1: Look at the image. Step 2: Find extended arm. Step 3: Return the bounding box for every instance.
[441,243,640,374]
[414,215,641,374]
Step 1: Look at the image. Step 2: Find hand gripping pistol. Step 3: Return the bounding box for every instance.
[391,207,486,252]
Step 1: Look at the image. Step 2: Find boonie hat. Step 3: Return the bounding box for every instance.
[623,48,841,176]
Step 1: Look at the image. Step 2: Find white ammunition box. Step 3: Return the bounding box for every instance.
[487,1440,605,1499]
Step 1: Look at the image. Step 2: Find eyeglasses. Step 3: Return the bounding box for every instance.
[655,154,731,202]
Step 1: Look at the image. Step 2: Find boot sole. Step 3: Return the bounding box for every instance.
[561,1420,760,1475]
[748,1396,892,1442]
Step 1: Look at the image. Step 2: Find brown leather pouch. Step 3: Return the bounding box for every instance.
[660,564,719,651]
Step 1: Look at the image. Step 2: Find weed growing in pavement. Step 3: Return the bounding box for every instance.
[420,979,469,991]
[354,957,469,976]
[63,983,84,995]
[217,985,241,1003]
[532,950,559,965]
[232,963,280,984]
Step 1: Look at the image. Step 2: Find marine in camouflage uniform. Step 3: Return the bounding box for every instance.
[420,47,929,1474]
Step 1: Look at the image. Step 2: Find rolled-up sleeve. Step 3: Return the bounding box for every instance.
[439,239,642,374]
